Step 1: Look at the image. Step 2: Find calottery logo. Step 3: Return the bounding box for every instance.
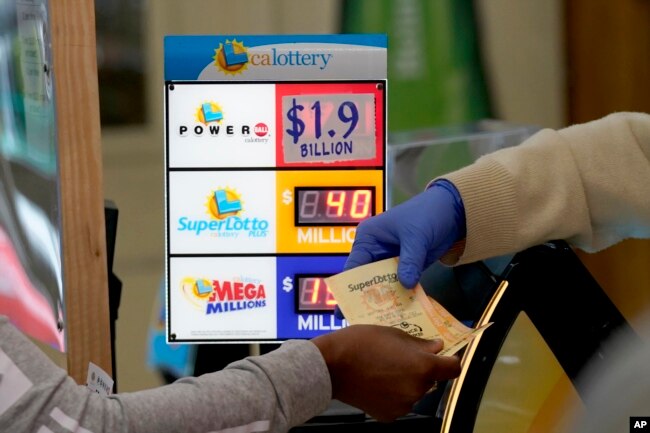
[181,276,267,315]
[213,38,334,76]
[214,39,249,75]
[176,187,269,238]
[177,101,269,143]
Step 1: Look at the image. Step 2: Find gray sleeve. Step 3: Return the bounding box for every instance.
[0,315,332,433]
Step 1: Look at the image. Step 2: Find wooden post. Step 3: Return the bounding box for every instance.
[50,0,112,383]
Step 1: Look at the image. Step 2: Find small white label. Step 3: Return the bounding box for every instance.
[86,362,113,396]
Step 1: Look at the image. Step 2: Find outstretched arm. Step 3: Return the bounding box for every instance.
[443,112,650,264]
[0,314,330,433]
[346,112,650,287]
[1,316,460,432]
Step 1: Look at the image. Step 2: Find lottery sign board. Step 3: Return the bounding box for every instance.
[164,34,387,342]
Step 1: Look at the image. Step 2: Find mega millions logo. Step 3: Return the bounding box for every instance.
[176,187,269,238]
[214,39,249,75]
[181,276,267,315]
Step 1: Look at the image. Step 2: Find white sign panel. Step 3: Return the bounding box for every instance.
[168,170,276,254]
[169,257,277,340]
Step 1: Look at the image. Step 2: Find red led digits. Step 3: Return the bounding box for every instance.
[310,278,321,304]
[299,191,319,219]
[295,187,375,226]
[350,190,371,218]
[297,276,337,312]
[326,191,345,217]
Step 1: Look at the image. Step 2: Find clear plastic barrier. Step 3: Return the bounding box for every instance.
[387,120,539,206]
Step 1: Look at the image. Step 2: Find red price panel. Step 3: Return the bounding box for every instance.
[275,82,385,167]
[296,275,337,312]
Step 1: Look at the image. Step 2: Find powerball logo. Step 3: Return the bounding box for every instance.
[181,276,267,315]
[213,39,333,75]
[178,101,269,143]
[176,187,269,238]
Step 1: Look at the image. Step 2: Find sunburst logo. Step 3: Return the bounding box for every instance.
[196,102,223,125]
[214,39,249,75]
[180,277,213,310]
[206,187,243,220]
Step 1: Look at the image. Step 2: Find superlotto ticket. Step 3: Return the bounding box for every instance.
[325,257,490,356]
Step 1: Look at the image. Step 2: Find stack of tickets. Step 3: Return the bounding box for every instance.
[325,257,490,356]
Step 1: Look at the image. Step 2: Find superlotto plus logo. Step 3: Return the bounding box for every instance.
[213,39,333,76]
[181,276,267,315]
[178,101,269,143]
[176,187,269,239]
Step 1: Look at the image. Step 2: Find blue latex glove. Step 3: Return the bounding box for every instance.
[334,180,465,319]
[346,179,466,288]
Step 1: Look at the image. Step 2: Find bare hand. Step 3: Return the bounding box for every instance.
[311,324,461,422]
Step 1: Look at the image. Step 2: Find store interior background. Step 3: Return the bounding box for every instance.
[96,0,650,392]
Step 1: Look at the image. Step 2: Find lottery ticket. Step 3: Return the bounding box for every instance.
[325,257,490,356]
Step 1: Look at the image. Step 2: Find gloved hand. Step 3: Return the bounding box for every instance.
[345,179,466,288]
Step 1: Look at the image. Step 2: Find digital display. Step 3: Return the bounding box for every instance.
[296,275,337,312]
[295,187,375,226]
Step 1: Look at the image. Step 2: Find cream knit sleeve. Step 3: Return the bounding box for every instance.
[438,112,650,265]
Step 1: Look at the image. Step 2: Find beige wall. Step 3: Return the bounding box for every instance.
[101,0,565,392]
[476,0,566,129]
